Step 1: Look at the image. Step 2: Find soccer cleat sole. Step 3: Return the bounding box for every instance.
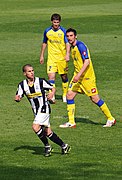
[59,124,76,128]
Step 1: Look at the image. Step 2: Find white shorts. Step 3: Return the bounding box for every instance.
[33,112,50,127]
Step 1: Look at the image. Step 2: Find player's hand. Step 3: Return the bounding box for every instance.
[47,92,54,100]
[72,74,80,83]
[40,57,44,64]
[14,95,21,102]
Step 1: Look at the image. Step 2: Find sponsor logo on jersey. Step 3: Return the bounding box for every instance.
[82,51,86,56]
[91,88,96,93]
[58,33,62,37]
[49,40,61,44]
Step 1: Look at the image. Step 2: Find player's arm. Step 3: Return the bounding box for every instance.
[14,83,24,102]
[14,95,21,102]
[73,42,90,83]
[42,78,56,100]
[64,30,70,61]
[73,59,90,83]
[40,43,47,64]
[47,87,56,101]
[65,43,70,62]
[40,30,48,64]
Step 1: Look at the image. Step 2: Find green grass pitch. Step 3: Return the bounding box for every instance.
[0,0,122,179]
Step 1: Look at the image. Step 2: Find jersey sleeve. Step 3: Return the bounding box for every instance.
[16,81,24,98]
[43,30,48,43]
[64,35,69,44]
[64,31,69,44]
[77,42,89,60]
[42,79,53,90]
[60,26,69,44]
[43,27,52,43]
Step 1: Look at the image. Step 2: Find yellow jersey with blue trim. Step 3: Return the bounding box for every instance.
[71,40,96,80]
[43,26,68,62]
[16,77,53,115]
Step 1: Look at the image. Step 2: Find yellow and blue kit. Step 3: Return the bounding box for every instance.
[69,40,98,96]
[43,26,68,62]
[67,40,114,125]
[43,26,68,74]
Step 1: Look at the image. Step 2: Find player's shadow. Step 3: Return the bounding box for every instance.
[14,145,44,155]
[14,145,61,155]
[75,117,104,125]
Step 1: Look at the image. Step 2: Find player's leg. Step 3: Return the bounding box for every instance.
[45,127,71,154]
[48,72,56,104]
[32,124,49,148]
[33,112,53,156]
[59,90,77,128]
[60,74,68,102]
[90,94,116,127]
[58,61,69,102]
[47,61,57,103]
[82,78,116,127]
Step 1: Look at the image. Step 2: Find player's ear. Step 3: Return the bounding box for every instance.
[23,72,26,76]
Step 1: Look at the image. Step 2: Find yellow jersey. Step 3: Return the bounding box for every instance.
[43,26,68,62]
[71,40,96,80]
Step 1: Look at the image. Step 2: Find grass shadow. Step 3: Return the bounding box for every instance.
[14,145,61,155]
[75,117,104,125]
[14,145,44,155]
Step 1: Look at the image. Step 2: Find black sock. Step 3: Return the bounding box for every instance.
[48,132,65,147]
[36,128,49,146]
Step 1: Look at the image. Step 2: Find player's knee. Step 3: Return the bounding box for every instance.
[90,95,100,104]
[32,124,41,133]
[45,127,52,136]
[66,91,74,100]
[48,73,55,80]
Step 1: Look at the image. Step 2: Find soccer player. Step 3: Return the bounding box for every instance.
[14,64,70,157]
[60,28,116,128]
[39,13,70,103]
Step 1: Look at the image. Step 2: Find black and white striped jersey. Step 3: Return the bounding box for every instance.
[16,77,53,115]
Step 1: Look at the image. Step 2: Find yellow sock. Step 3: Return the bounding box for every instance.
[100,103,114,120]
[62,82,68,97]
[67,104,75,124]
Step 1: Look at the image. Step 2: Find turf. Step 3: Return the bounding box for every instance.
[0,0,122,179]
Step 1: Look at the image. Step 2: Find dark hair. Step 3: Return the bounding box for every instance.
[66,28,77,36]
[51,13,61,21]
[22,64,33,72]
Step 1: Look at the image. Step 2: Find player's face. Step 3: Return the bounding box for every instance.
[52,20,60,30]
[66,32,76,45]
[24,66,34,80]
